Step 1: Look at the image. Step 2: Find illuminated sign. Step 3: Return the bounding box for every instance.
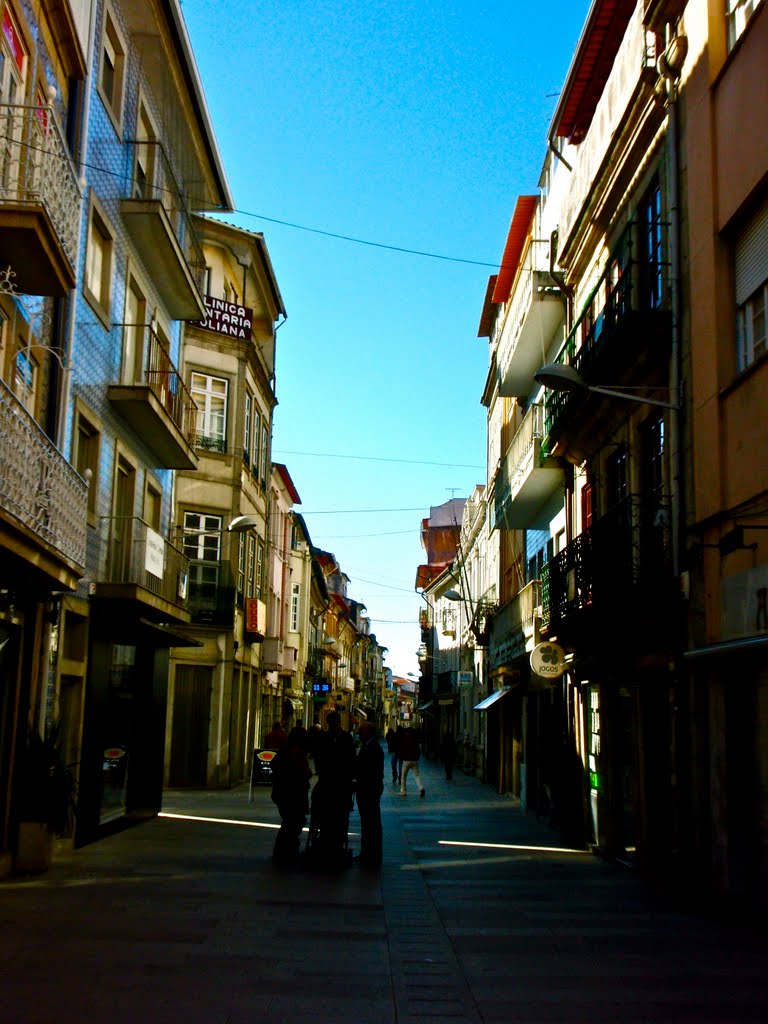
[245,598,260,633]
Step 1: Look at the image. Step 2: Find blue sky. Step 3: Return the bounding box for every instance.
[182,0,589,678]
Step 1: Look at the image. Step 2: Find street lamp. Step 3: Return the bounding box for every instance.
[534,363,680,410]
[227,514,262,533]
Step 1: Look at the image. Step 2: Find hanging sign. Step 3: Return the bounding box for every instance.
[530,642,567,679]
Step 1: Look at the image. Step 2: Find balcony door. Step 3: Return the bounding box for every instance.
[0,9,27,192]
[110,455,135,581]
[122,274,146,385]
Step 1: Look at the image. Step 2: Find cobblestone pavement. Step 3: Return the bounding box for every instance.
[1,758,766,1023]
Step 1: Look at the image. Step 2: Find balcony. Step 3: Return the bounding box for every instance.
[107,326,198,469]
[490,581,541,669]
[541,495,674,635]
[187,560,235,626]
[92,516,190,623]
[120,141,206,320]
[492,403,563,530]
[262,636,297,675]
[0,377,86,587]
[496,239,565,397]
[544,226,672,441]
[0,104,82,295]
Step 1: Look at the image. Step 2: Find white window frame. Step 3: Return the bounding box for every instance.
[191,372,228,451]
[290,582,300,632]
[182,511,222,561]
[243,391,252,464]
[84,194,114,326]
[727,0,761,49]
[737,282,768,371]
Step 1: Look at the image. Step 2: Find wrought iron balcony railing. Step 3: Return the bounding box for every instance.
[123,139,206,296]
[142,326,197,443]
[541,494,672,627]
[544,221,672,437]
[0,377,87,571]
[0,103,82,268]
[187,559,235,625]
[98,515,190,609]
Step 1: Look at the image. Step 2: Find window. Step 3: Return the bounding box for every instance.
[640,415,665,502]
[260,424,268,482]
[236,534,245,597]
[182,512,222,561]
[638,182,664,310]
[13,343,37,414]
[290,583,300,632]
[191,373,227,452]
[73,406,101,521]
[252,409,261,478]
[246,535,255,597]
[98,4,127,132]
[735,196,768,372]
[256,542,264,599]
[84,197,114,324]
[605,448,629,509]
[243,392,252,465]
[123,273,147,384]
[144,482,162,531]
[0,9,26,105]
[134,101,157,200]
[727,0,761,49]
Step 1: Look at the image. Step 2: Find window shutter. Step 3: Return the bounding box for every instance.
[735,196,768,306]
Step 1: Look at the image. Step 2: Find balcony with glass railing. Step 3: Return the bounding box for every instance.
[492,403,563,531]
[187,560,235,626]
[544,223,672,440]
[0,103,82,295]
[0,376,86,584]
[541,494,674,632]
[495,239,565,397]
[490,580,541,669]
[120,140,207,320]
[93,515,190,621]
[107,325,198,469]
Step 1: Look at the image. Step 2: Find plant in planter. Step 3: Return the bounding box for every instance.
[15,723,77,873]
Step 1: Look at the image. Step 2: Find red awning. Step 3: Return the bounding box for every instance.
[491,197,538,305]
[550,0,635,144]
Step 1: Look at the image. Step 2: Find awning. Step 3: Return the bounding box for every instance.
[683,635,768,660]
[416,700,433,711]
[474,688,512,711]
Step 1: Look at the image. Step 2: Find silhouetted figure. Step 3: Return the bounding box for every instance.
[440,732,457,781]
[270,727,311,867]
[399,727,425,798]
[264,720,288,750]
[309,711,356,868]
[354,722,384,867]
[386,726,400,784]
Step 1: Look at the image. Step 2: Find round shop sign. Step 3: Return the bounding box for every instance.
[530,642,567,679]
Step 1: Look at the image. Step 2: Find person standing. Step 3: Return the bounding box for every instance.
[399,727,425,798]
[270,727,312,868]
[354,721,384,867]
[440,731,458,781]
[264,720,288,750]
[310,711,356,867]
[385,726,400,785]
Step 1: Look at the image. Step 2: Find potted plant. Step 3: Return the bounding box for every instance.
[15,723,77,873]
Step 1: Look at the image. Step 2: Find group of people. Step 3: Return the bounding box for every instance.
[268,711,384,870]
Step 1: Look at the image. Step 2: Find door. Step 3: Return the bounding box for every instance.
[169,665,212,787]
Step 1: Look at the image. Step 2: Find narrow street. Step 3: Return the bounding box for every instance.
[1,758,765,1024]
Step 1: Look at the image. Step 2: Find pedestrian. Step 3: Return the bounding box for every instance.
[385,726,400,785]
[270,726,311,868]
[353,721,384,867]
[399,727,425,798]
[440,731,457,781]
[309,711,356,868]
[264,720,288,749]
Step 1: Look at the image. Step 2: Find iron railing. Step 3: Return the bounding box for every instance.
[123,139,206,295]
[0,377,87,570]
[0,103,82,268]
[187,559,235,625]
[541,494,672,626]
[140,326,197,446]
[99,515,189,608]
[545,220,671,436]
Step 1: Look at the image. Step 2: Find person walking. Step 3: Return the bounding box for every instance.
[309,711,356,868]
[270,727,312,868]
[264,720,288,750]
[440,731,458,781]
[353,721,384,867]
[399,727,425,798]
[385,726,400,785]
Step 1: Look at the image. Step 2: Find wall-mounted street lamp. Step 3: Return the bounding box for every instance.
[534,363,680,410]
[227,514,262,533]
